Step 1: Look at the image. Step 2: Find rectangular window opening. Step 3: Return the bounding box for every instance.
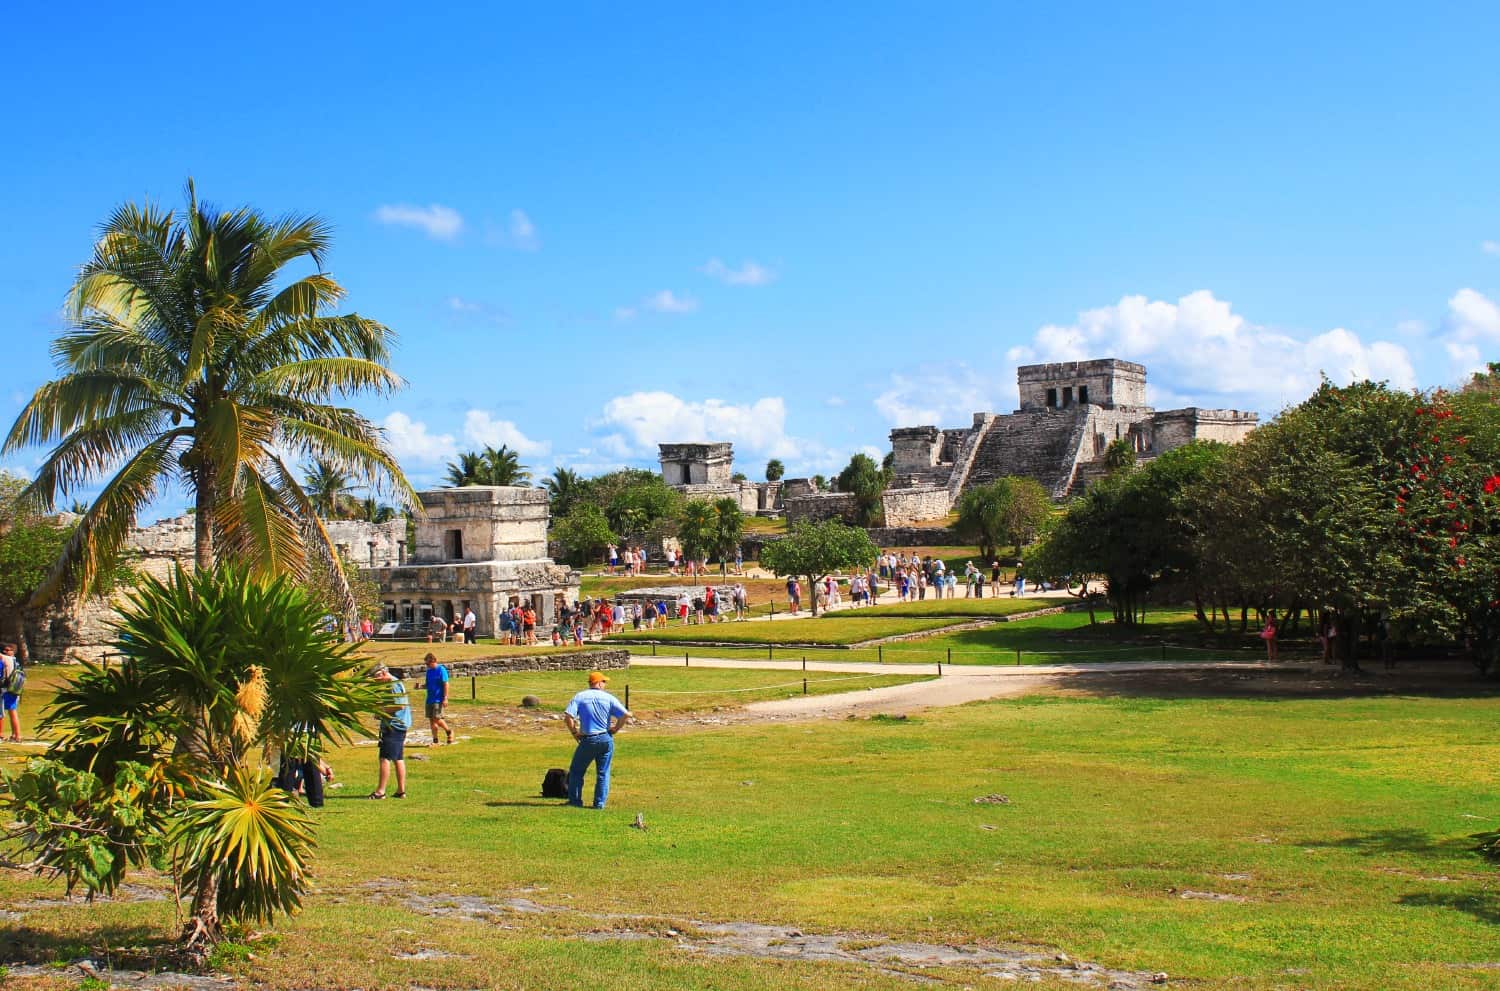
[1079,385,1089,405]
[1062,386,1074,407]
[1046,388,1058,408]
[445,528,463,560]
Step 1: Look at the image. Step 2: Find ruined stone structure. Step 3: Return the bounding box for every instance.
[371,486,579,637]
[22,514,406,663]
[658,443,782,514]
[881,359,1257,519]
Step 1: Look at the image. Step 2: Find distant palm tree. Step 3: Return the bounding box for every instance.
[444,450,485,487]
[545,467,585,516]
[481,444,530,485]
[303,459,357,519]
[3,181,416,605]
[445,445,530,486]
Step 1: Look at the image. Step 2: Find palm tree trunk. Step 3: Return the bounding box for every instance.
[194,466,216,572]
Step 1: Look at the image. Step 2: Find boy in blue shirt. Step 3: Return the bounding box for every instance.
[562,671,631,809]
[424,653,453,745]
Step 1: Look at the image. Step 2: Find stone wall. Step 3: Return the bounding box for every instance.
[386,648,629,681]
[879,486,952,525]
[326,518,406,568]
[1017,358,1147,411]
[658,442,734,486]
[1151,408,1259,450]
[890,426,943,471]
[784,491,857,524]
[866,526,962,547]
[414,486,549,564]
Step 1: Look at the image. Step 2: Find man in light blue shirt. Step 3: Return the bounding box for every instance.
[562,671,631,809]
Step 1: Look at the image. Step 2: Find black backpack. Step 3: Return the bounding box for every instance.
[541,767,569,799]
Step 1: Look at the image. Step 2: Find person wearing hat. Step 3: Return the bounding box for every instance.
[367,664,411,799]
[562,671,631,809]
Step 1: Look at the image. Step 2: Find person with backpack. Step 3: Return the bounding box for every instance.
[368,664,411,799]
[1,642,23,742]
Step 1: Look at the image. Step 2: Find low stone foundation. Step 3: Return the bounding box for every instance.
[866,526,961,547]
[387,648,629,680]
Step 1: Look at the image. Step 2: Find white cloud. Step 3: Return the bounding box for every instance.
[874,364,999,425]
[1440,288,1500,377]
[1482,240,1500,256]
[508,209,539,251]
[381,412,457,464]
[462,409,551,457]
[700,257,776,286]
[448,296,481,313]
[373,203,464,240]
[1005,290,1417,414]
[593,391,833,465]
[617,290,698,319]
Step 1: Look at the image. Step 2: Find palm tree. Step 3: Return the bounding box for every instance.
[545,467,585,516]
[445,444,531,486]
[3,182,416,605]
[303,458,356,519]
[444,450,485,487]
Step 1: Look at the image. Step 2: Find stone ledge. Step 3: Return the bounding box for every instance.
[387,648,629,680]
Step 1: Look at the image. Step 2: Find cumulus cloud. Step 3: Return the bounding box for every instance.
[462,409,550,457]
[617,290,698,320]
[372,203,464,240]
[700,257,776,286]
[1004,290,1417,414]
[591,391,848,469]
[381,412,457,464]
[874,364,1001,426]
[1440,288,1500,376]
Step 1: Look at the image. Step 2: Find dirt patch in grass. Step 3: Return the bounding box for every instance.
[365,879,1164,988]
[1051,662,1500,701]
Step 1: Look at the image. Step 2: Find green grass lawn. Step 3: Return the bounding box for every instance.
[618,615,962,646]
[5,682,1499,990]
[853,596,1061,619]
[431,666,932,716]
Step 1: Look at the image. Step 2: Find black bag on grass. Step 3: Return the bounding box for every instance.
[541,767,569,798]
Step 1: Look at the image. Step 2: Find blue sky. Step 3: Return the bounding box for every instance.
[3,3,1498,512]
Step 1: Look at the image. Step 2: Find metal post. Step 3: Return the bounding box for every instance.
[685,651,690,667]
[938,661,942,676]
[625,684,630,708]
[652,644,657,657]
[947,647,952,665]
[802,656,806,671]
[1016,648,1022,665]
[879,645,884,664]
[803,678,808,695]
[471,675,476,700]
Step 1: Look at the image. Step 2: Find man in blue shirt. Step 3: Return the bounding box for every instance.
[562,671,631,809]
[424,653,453,745]
[368,664,411,799]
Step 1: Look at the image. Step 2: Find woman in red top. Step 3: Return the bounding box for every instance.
[1260,612,1279,661]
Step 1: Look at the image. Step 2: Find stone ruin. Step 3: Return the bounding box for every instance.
[372,485,580,636]
[658,442,782,515]
[20,514,406,662]
[786,358,1257,526]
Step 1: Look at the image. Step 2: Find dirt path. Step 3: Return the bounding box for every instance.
[629,656,1314,720]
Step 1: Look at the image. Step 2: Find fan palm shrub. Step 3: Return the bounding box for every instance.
[3,563,384,952]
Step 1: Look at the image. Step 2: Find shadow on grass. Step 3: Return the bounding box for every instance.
[1051,666,1500,702]
[1297,827,1462,857]
[485,800,567,808]
[1397,891,1500,925]
[0,922,166,968]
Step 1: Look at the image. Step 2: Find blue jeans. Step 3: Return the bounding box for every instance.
[568,733,615,809]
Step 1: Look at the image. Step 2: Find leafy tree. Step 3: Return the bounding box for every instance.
[1,564,384,951]
[1102,438,1137,473]
[553,504,616,566]
[810,474,827,492]
[0,471,71,655]
[760,520,877,616]
[1,182,415,617]
[712,496,746,567]
[359,496,397,524]
[605,476,682,535]
[445,445,530,487]
[765,459,785,482]
[836,453,888,526]
[954,477,1051,561]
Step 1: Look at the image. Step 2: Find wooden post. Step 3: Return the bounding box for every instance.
[625,684,630,708]
[471,675,476,700]
[879,645,884,664]
[803,678,808,695]
[685,652,689,667]
[1016,648,1022,665]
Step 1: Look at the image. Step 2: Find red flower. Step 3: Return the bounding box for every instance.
[1483,475,1500,495]
[1456,557,1467,567]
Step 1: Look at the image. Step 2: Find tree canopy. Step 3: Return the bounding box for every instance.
[760,520,877,615]
[953,476,1051,561]
[445,444,531,487]
[836,453,889,525]
[2,182,415,612]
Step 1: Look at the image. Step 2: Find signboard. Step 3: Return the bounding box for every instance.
[377,622,401,636]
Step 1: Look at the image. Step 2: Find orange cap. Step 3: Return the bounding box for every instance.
[588,671,609,685]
